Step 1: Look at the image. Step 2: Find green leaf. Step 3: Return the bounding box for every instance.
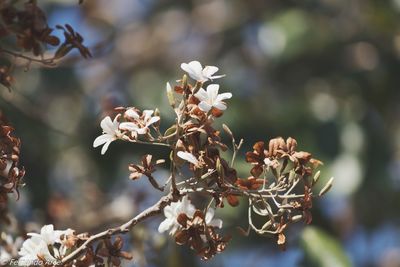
[300,226,351,267]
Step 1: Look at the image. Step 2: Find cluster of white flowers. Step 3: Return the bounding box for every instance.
[0,234,23,265]
[120,109,160,135]
[93,60,232,156]
[181,60,232,113]
[18,225,73,266]
[93,109,160,155]
[158,195,222,235]
[93,115,122,155]
[180,61,225,82]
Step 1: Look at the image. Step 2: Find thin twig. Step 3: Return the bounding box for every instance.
[0,47,58,67]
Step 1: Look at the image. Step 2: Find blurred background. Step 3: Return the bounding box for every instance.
[1,0,400,266]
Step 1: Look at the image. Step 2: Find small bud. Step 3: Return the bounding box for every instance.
[291,215,303,223]
[166,82,176,108]
[222,124,233,138]
[154,108,160,117]
[313,170,321,185]
[156,159,165,165]
[181,74,188,89]
[319,177,334,197]
[216,157,225,183]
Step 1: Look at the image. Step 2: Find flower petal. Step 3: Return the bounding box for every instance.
[206,84,220,99]
[163,205,173,218]
[209,218,223,229]
[142,110,154,119]
[213,101,227,111]
[177,151,199,165]
[146,116,160,126]
[119,122,139,131]
[125,108,140,119]
[93,134,112,148]
[158,219,172,233]
[101,140,112,155]
[100,116,115,134]
[205,209,223,228]
[136,127,148,135]
[169,225,179,235]
[209,74,226,80]
[198,101,212,112]
[181,61,204,81]
[216,92,232,101]
[205,208,215,224]
[194,88,208,101]
[202,66,219,77]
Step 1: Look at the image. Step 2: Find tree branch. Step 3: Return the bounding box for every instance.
[60,191,175,265]
[0,47,58,67]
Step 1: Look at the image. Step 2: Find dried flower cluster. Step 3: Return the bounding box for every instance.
[243,137,324,249]
[0,112,25,224]
[2,61,332,266]
[0,0,91,90]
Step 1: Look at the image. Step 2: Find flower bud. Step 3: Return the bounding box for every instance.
[319,177,334,197]
[166,82,176,108]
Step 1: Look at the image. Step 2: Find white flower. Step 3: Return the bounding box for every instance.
[119,110,160,135]
[205,208,223,229]
[1,234,24,265]
[0,247,11,265]
[18,236,55,265]
[142,110,160,127]
[194,84,232,112]
[177,151,199,165]
[181,61,225,82]
[19,225,74,265]
[93,116,122,155]
[125,108,140,119]
[27,225,73,245]
[158,195,196,235]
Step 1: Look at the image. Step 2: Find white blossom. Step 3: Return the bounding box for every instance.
[177,151,199,165]
[93,115,122,155]
[125,108,140,119]
[118,121,142,135]
[18,236,55,265]
[194,84,232,112]
[18,225,73,265]
[142,110,160,128]
[181,61,225,82]
[27,225,73,245]
[0,234,23,264]
[119,110,160,135]
[205,208,223,229]
[158,195,196,235]
[0,247,11,265]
